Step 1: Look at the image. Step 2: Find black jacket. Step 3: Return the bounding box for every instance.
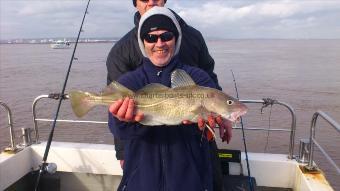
[106,11,221,160]
[110,57,214,191]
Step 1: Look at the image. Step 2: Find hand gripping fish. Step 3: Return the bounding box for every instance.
[69,69,248,128]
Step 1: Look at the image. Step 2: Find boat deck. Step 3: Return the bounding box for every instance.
[1,141,334,191]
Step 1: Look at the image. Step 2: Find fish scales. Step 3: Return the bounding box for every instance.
[68,69,248,126]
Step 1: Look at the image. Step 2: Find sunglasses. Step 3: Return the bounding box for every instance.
[143,32,175,43]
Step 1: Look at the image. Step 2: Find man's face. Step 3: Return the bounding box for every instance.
[143,29,176,67]
[136,0,165,15]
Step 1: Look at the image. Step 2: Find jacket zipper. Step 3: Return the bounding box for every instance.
[161,143,167,191]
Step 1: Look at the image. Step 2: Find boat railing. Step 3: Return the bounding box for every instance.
[0,100,16,151]
[239,99,296,159]
[305,110,340,174]
[32,94,106,144]
[32,95,297,159]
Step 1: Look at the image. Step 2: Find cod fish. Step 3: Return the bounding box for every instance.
[69,69,247,126]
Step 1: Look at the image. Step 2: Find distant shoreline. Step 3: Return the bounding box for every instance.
[0,41,116,45]
[1,38,339,45]
[0,38,118,44]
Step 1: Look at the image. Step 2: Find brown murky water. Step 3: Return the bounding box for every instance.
[1,40,339,189]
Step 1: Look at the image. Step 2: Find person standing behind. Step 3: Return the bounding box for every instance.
[106,1,231,190]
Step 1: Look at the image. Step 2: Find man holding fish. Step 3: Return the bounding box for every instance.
[69,5,247,191]
[106,1,233,190]
[100,6,247,191]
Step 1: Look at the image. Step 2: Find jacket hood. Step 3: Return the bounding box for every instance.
[137,7,182,57]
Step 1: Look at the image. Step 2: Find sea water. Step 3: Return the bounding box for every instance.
[1,40,339,189]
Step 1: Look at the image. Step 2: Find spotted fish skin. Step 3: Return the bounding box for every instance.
[69,69,248,125]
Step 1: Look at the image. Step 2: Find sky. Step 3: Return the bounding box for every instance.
[1,0,340,40]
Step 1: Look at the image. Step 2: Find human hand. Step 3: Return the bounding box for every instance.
[120,160,124,169]
[183,115,217,141]
[109,97,144,122]
[215,115,232,143]
[182,114,232,143]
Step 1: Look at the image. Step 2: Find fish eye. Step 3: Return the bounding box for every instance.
[227,100,234,105]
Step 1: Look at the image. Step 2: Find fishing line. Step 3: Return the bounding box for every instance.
[261,98,277,153]
[230,70,254,191]
[34,0,91,190]
[264,104,273,153]
[205,123,216,139]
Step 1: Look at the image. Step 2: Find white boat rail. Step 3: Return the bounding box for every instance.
[0,100,16,151]
[31,94,297,159]
[239,99,296,159]
[305,110,340,174]
[31,94,106,144]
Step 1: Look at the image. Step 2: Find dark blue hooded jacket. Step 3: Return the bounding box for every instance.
[109,56,217,191]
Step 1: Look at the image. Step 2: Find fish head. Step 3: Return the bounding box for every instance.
[204,90,248,122]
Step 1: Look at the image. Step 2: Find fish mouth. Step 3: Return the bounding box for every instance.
[228,110,247,122]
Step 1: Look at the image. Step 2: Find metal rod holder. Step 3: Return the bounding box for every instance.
[297,139,310,163]
[20,127,33,147]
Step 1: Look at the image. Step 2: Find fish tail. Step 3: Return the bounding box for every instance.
[69,91,97,118]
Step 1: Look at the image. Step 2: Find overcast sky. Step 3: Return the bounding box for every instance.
[1,0,340,40]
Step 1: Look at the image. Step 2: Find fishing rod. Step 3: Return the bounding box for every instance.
[230,70,254,191]
[34,0,91,190]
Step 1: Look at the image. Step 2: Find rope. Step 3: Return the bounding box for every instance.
[261,98,278,113]
[261,98,279,153]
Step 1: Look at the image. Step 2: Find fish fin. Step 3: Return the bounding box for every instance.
[191,105,210,120]
[171,69,196,88]
[101,81,133,96]
[69,91,97,118]
[136,83,169,94]
[139,115,164,126]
